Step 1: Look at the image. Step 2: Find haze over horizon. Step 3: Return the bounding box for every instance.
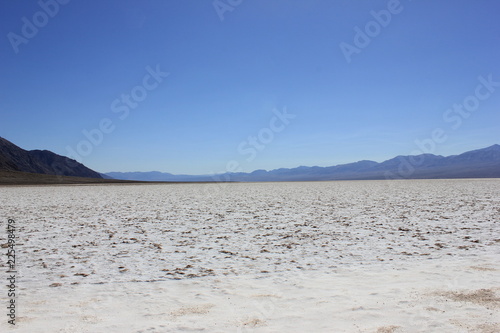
[1,0,499,174]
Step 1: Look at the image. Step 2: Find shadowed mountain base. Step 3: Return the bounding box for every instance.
[0,170,143,185]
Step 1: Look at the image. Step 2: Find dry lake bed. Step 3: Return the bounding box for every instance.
[0,179,499,332]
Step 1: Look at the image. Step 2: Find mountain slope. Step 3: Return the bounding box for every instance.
[0,137,102,179]
[107,144,500,182]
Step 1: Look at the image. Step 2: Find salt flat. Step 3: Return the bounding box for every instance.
[0,179,499,332]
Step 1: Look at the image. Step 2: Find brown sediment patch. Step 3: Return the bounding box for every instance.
[376,325,400,333]
[470,266,497,272]
[476,322,500,333]
[425,306,444,313]
[242,317,265,328]
[436,288,500,309]
[170,303,214,317]
[450,320,500,333]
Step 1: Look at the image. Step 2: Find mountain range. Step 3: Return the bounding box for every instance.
[0,136,102,180]
[107,144,500,182]
[1,136,499,184]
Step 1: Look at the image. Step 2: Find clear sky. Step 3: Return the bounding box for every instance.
[1,0,499,175]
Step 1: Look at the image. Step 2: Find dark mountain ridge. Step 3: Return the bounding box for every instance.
[0,137,102,179]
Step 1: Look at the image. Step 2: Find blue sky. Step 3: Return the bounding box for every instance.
[1,0,499,174]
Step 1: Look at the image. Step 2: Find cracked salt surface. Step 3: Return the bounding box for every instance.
[0,179,499,332]
[2,179,498,285]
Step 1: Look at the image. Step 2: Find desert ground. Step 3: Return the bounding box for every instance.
[0,179,499,332]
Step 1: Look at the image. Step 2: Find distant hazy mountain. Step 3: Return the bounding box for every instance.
[107,144,500,182]
[0,137,102,179]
